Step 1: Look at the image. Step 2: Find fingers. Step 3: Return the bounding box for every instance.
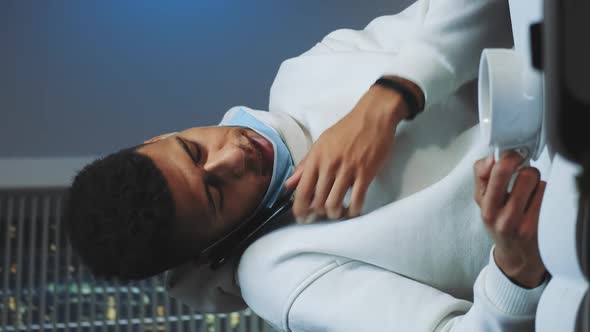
[481,151,525,221]
[349,176,370,217]
[504,167,541,215]
[292,156,358,221]
[475,152,547,287]
[296,212,320,225]
[495,167,541,236]
[325,169,354,219]
[479,155,545,239]
[285,167,303,189]
[292,162,318,218]
[297,171,368,220]
[519,180,546,249]
[309,168,335,218]
[524,180,546,222]
[521,179,546,245]
[285,156,308,189]
[473,156,494,205]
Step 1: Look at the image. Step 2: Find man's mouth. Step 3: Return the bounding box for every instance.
[245,132,274,176]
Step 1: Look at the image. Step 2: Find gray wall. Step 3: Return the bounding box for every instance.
[0,0,411,157]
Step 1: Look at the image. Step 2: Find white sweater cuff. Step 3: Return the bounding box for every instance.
[484,246,548,317]
[382,44,457,109]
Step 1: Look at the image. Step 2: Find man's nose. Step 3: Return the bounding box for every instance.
[203,145,244,179]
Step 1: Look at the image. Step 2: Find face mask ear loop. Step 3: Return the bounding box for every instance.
[198,192,294,270]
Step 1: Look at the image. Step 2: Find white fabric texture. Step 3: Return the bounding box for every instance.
[167,0,548,330]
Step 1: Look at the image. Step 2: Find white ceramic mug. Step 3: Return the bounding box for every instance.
[478,48,544,160]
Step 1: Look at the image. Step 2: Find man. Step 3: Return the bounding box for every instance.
[65,0,547,330]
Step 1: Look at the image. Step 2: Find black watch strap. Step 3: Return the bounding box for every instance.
[374,77,423,120]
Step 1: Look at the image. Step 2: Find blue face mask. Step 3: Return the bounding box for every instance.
[219,107,294,210]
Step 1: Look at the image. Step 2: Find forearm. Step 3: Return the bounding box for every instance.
[364,82,411,127]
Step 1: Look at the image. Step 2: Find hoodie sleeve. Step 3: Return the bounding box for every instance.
[320,0,513,108]
[436,246,548,331]
[238,246,547,332]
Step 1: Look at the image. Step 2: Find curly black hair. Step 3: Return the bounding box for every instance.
[65,147,190,281]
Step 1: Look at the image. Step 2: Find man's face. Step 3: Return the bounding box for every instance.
[137,126,273,251]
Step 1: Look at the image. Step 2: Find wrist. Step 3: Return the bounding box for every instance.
[381,76,425,107]
[376,75,425,120]
[368,84,409,126]
[494,248,547,288]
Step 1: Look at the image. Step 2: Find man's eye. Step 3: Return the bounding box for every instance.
[191,143,201,163]
[205,173,224,210]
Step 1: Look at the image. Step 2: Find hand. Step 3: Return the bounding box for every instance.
[473,151,547,288]
[285,83,409,222]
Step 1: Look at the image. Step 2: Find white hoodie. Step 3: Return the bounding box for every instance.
[166,0,548,331]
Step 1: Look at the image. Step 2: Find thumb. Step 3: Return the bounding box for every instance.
[474,156,494,180]
[474,156,494,204]
[285,156,308,189]
[285,166,303,189]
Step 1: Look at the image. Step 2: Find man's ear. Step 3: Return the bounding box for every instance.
[144,132,178,144]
